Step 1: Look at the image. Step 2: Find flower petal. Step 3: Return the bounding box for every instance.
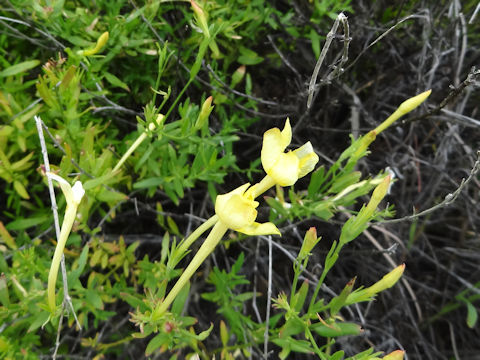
[267,152,300,186]
[294,142,319,178]
[215,183,250,215]
[215,183,259,230]
[71,181,85,206]
[261,119,293,173]
[238,221,281,236]
[261,128,285,173]
[47,173,85,207]
[280,118,292,149]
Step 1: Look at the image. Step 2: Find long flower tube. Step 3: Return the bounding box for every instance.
[373,90,431,135]
[46,173,85,312]
[154,184,280,316]
[176,214,218,256]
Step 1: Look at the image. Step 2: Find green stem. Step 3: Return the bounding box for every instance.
[163,78,194,122]
[289,263,301,304]
[153,221,229,318]
[47,205,78,312]
[112,132,147,172]
[177,215,218,255]
[304,322,327,360]
[308,243,343,314]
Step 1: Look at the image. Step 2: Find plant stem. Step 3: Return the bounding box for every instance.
[308,243,343,314]
[153,221,229,318]
[177,215,218,255]
[289,264,301,304]
[112,132,147,172]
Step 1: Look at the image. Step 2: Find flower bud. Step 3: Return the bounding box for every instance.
[148,114,165,131]
[230,65,246,88]
[364,175,391,215]
[364,264,405,296]
[383,350,405,360]
[398,90,432,116]
[298,227,320,260]
[191,0,210,37]
[195,96,213,130]
[78,31,109,56]
[374,90,431,134]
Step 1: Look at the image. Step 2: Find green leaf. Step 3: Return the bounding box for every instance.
[331,350,345,360]
[85,289,104,310]
[13,180,30,199]
[83,171,119,190]
[238,47,263,65]
[328,171,361,194]
[0,60,40,77]
[329,277,356,316]
[133,177,164,189]
[96,189,128,203]
[145,333,168,356]
[119,292,145,310]
[272,337,313,356]
[0,274,10,306]
[10,152,34,172]
[104,72,130,91]
[171,280,190,315]
[311,321,363,337]
[279,317,304,338]
[292,280,309,312]
[6,215,49,231]
[465,300,478,328]
[309,29,321,59]
[27,311,51,333]
[68,245,89,286]
[195,323,214,341]
[167,216,180,236]
[220,320,229,347]
[0,221,16,249]
[307,165,326,197]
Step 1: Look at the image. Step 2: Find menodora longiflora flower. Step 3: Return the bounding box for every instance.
[154,183,280,317]
[47,173,85,312]
[155,118,319,316]
[246,118,319,198]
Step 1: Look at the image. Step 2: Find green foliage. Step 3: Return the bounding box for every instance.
[0,0,418,358]
[202,252,258,340]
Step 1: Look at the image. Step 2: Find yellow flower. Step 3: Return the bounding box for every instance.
[261,118,319,186]
[215,183,280,236]
[155,183,279,317]
[47,173,85,207]
[46,173,85,312]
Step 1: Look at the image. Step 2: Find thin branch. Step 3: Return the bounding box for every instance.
[345,12,429,73]
[263,235,273,359]
[326,14,351,82]
[412,246,480,296]
[307,12,346,109]
[382,150,480,224]
[267,34,302,78]
[402,67,480,126]
[205,64,280,107]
